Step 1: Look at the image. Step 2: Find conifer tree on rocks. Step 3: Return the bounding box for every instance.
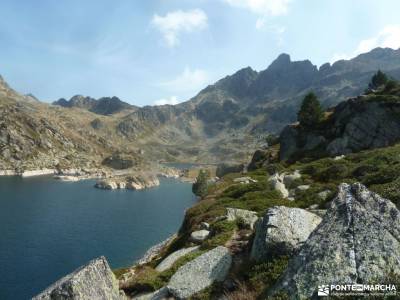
[297,92,323,129]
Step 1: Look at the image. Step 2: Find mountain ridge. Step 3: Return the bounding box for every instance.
[1,47,400,168]
[53,95,136,115]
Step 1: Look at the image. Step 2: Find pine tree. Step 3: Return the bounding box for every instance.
[369,70,388,90]
[297,92,323,129]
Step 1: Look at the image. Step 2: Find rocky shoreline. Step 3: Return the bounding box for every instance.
[0,166,186,192]
[94,174,160,191]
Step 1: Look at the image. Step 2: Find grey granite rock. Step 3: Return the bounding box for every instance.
[226,207,258,230]
[271,183,400,299]
[33,256,124,300]
[279,97,400,161]
[268,173,289,198]
[156,246,199,272]
[251,206,322,261]
[283,170,301,186]
[190,230,210,243]
[167,246,232,299]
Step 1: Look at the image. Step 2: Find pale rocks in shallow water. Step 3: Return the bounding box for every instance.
[33,256,124,300]
[251,206,322,261]
[167,246,232,299]
[271,183,400,299]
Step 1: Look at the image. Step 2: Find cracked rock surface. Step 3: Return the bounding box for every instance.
[271,183,400,299]
[167,246,232,299]
[251,206,321,261]
[33,256,124,300]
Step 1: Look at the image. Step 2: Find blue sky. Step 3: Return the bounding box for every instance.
[0,0,399,106]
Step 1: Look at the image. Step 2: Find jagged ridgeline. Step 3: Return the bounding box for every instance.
[2,47,400,171]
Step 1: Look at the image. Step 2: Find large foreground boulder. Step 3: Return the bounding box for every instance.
[167,246,232,299]
[251,206,321,261]
[271,183,400,299]
[33,256,124,300]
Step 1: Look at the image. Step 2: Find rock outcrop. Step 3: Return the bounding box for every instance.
[156,246,199,272]
[251,206,322,261]
[247,149,274,171]
[53,95,134,115]
[33,256,125,300]
[216,163,245,178]
[271,183,400,299]
[167,246,232,299]
[280,93,400,161]
[268,173,289,198]
[95,174,160,191]
[226,208,258,230]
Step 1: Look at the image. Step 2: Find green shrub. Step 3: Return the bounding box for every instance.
[240,256,289,296]
[201,220,236,250]
[222,181,266,199]
[315,164,349,182]
[113,267,130,280]
[352,164,379,178]
[123,266,164,293]
[362,166,400,185]
[369,70,388,90]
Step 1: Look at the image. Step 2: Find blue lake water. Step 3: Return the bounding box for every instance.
[0,176,196,300]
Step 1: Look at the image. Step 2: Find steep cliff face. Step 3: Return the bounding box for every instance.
[280,83,400,161]
[33,256,125,300]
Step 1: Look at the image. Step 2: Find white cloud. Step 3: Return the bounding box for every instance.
[154,96,181,106]
[151,9,208,47]
[331,25,400,63]
[160,67,210,93]
[330,53,351,63]
[255,18,266,30]
[223,0,291,16]
[356,25,400,53]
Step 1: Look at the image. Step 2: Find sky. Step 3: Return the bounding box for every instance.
[0,0,400,106]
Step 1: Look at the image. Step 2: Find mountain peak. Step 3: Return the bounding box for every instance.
[268,53,291,70]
